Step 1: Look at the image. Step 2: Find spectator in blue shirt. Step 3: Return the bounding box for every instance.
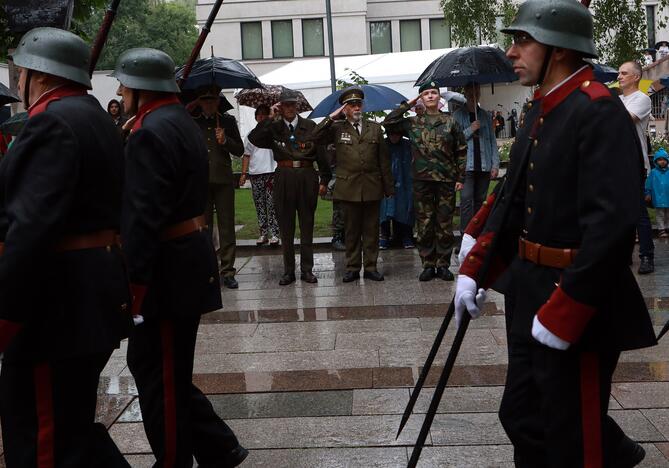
[452,82,500,233]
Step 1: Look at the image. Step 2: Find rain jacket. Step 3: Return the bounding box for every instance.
[645,149,669,208]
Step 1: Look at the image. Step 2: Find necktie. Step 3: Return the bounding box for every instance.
[354,123,360,135]
[289,123,295,133]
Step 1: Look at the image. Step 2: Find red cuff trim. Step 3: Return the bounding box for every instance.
[537,286,596,344]
[464,193,496,238]
[458,231,507,288]
[0,319,23,352]
[130,284,148,316]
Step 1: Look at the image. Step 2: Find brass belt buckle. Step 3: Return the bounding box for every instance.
[292,160,301,168]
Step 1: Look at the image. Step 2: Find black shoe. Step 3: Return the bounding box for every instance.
[611,435,645,468]
[638,256,654,275]
[343,271,360,283]
[332,238,346,251]
[279,273,296,286]
[436,267,454,281]
[221,445,249,468]
[419,267,436,281]
[363,270,384,281]
[222,276,239,289]
[301,271,318,283]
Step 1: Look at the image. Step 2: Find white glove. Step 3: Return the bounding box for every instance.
[532,315,570,350]
[458,233,477,265]
[455,274,487,329]
[133,315,145,326]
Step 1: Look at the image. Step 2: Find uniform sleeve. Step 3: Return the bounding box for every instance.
[221,115,244,157]
[0,113,79,348]
[121,129,177,299]
[316,142,332,185]
[537,98,642,343]
[377,125,394,196]
[248,118,274,149]
[309,116,337,145]
[383,102,412,134]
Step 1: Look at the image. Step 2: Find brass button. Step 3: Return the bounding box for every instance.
[481,241,487,247]
[208,276,215,284]
[482,201,488,206]
[529,162,534,170]
[473,218,479,224]
[528,102,533,108]
[581,80,590,88]
[533,139,538,147]
[106,245,112,252]
[527,207,533,214]
[529,184,534,192]
[469,256,476,262]
[120,303,128,311]
[539,117,544,125]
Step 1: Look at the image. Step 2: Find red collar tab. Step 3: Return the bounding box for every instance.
[132,95,181,132]
[534,67,596,116]
[27,85,87,117]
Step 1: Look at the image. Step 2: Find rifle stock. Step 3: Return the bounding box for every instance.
[177,0,225,88]
[89,0,121,76]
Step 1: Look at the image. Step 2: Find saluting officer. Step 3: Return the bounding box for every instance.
[191,85,244,289]
[311,87,394,282]
[248,89,331,285]
[0,28,131,467]
[112,48,247,467]
[456,1,656,466]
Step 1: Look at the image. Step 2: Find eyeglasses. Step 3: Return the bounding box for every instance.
[512,33,534,46]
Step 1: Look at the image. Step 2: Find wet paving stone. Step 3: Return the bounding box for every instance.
[414,445,515,467]
[244,447,408,468]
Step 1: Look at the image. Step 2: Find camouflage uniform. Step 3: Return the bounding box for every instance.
[384,102,467,268]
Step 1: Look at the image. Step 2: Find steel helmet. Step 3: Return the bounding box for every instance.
[11,27,92,89]
[111,48,180,93]
[501,0,598,58]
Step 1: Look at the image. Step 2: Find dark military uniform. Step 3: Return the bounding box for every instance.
[114,49,246,467]
[312,116,393,274]
[0,28,131,468]
[192,110,244,278]
[248,114,330,277]
[384,102,467,271]
[461,67,657,467]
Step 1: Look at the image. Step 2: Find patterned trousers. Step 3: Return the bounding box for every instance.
[250,173,279,238]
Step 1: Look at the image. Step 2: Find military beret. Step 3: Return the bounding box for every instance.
[279,89,300,103]
[339,87,365,105]
[419,81,440,94]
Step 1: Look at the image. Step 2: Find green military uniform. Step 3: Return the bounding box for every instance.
[192,106,244,279]
[384,85,467,272]
[312,88,394,276]
[248,91,330,280]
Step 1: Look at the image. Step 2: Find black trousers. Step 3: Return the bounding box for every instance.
[499,337,625,468]
[0,352,129,468]
[127,317,241,468]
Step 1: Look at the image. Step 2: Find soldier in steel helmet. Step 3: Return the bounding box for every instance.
[455,0,656,465]
[0,27,132,467]
[112,48,247,467]
[311,87,394,282]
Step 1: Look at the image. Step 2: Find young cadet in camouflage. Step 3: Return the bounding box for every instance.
[384,81,467,281]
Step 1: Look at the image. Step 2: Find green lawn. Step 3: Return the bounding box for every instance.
[234,188,333,239]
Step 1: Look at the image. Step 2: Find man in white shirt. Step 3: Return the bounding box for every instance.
[618,60,655,274]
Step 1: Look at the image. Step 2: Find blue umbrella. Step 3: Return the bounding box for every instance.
[591,63,618,83]
[309,84,407,118]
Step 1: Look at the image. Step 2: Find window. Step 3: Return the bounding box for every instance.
[241,22,263,60]
[302,18,324,56]
[430,18,451,49]
[647,5,656,49]
[272,20,294,58]
[400,20,421,52]
[370,21,392,54]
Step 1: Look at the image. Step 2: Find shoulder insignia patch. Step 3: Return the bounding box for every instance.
[579,80,611,101]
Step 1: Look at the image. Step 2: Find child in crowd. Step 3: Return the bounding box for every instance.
[646,147,669,237]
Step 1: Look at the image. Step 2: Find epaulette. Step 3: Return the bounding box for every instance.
[578,80,612,101]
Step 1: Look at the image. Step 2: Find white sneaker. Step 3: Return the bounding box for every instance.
[256,235,268,245]
[269,235,280,245]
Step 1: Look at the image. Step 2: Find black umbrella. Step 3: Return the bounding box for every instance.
[0,112,28,136]
[591,62,618,83]
[0,82,20,107]
[175,56,263,91]
[415,45,517,88]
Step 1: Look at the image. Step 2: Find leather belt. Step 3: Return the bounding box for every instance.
[54,230,120,253]
[277,160,313,169]
[518,237,578,269]
[160,215,206,241]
